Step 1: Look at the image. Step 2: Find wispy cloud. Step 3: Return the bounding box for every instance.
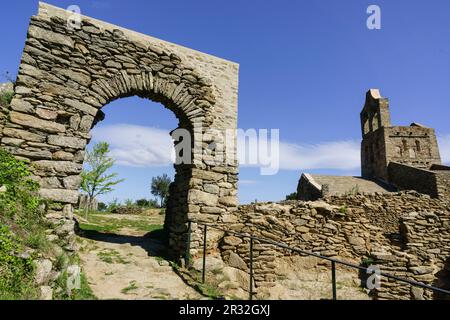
[278,140,360,171]
[91,124,450,171]
[239,180,259,185]
[237,131,360,172]
[91,124,174,167]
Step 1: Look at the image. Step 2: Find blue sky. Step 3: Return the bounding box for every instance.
[1,0,449,204]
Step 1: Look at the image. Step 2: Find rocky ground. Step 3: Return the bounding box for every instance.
[76,213,202,300]
[75,212,371,300]
[258,256,370,300]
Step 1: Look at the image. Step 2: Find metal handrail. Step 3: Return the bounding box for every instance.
[186,220,450,300]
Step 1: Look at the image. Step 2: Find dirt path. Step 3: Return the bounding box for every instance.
[76,215,202,300]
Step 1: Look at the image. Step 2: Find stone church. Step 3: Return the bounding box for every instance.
[297,89,450,201]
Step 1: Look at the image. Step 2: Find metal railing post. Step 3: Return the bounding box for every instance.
[202,225,207,283]
[185,221,192,268]
[249,237,254,300]
[331,261,337,300]
[189,220,450,299]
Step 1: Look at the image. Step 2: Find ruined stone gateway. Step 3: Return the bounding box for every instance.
[0,3,239,259]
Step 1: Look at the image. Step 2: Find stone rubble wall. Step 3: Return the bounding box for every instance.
[388,162,440,198]
[0,3,239,259]
[323,191,448,233]
[370,211,450,300]
[217,192,450,300]
[435,170,450,201]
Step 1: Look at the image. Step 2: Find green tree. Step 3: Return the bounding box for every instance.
[151,174,172,208]
[80,142,124,209]
[285,192,298,200]
[135,198,158,208]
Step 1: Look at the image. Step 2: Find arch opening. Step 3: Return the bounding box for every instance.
[0,2,239,262]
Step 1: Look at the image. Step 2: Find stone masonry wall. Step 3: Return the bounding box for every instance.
[217,192,450,299]
[435,170,450,201]
[388,162,438,197]
[324,191,448,233]
[0,2,239,259]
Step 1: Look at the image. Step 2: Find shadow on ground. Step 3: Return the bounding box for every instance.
[75,221,169,259]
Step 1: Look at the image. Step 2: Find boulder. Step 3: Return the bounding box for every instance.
[35,259,53,285]
[227,252,248,271]
[39,286,53,300]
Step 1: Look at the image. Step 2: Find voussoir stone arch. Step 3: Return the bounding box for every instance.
[0,2,239,260]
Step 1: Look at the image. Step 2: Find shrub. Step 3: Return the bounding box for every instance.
[97,202,107,212]
[0,148,42,224]
[53,269,97,300]
[0,90,13,107]
[285,192,298,200]
[106,199,120,212]
[0,225,38,300]
[124,199,134,207]
[0,148,51,299]
[135,198,158,208]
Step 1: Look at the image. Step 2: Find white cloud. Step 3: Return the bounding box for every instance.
[438,135,450,164]
[239,180,259,185]
[91,124,175,167]
[278,140,361,171]
[91,124,450,171]
[237,131,361,172]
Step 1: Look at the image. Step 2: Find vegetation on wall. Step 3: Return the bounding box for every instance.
[0,90,13,107]
[0,148,46,299]
[0,148,95,300]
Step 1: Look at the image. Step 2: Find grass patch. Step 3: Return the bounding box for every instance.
[24,230,50,252]
[77,213,164,234]
[53,271,97,300]
[0,225,39,300]
[211,267,223,275]
[0,90,14,107]
[176,266,226,300]
[97,249,129,264]
[197,282,223,299]
[0,148,53,300]
[121,281,138,294]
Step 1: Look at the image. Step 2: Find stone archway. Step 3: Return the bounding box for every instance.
[0,2,239,260]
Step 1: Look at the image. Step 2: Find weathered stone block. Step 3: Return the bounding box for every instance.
[2,127,46,142]
[39,188,79,204]
[28,25,74,48]
[10,111,65,133]
[48,135,86,149]
[36,108,58,120]
[53,151,74,161]
[63,175,82,190]
[189,189,218,206]
[64,98,98,116]
[33,160,82,175]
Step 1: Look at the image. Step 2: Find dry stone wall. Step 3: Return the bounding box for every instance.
[217,192,450,300]
[0,2,239,259]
